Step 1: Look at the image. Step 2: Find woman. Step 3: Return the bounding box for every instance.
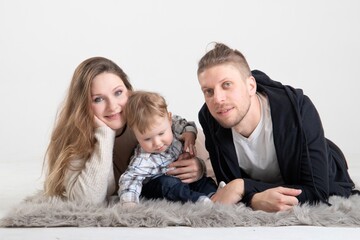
[44,57,206,204]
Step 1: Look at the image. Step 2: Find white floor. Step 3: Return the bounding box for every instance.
[1,157,359,240]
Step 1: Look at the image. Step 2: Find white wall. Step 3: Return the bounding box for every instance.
[1,0,359,173]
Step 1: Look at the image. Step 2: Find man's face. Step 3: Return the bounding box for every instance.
[198,63,253,129]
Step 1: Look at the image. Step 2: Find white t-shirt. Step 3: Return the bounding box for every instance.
[232,93,283,184]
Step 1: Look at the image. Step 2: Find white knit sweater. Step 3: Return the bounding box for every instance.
[63,125,138,204]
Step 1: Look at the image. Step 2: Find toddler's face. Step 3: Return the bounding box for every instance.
[133,114,173,153]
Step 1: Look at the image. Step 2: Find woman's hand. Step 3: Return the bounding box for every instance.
[167,152,203,183]
[211,179,244,204]
[250,187,302,212]
[94,115,106,128]
[180,132,197,156]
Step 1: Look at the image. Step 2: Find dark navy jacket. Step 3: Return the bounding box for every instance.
[199,70,356,205]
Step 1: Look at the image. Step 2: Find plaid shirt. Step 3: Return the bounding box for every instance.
[118,115,197,204]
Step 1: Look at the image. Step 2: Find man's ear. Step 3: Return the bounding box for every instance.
[248,76,257,96]
[168,112,172,121]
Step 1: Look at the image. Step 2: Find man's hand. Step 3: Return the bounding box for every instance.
[250,187,302,212]
[167,153,203,183]
[211,179,244,204]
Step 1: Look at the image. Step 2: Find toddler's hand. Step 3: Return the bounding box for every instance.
[181,132,196,156]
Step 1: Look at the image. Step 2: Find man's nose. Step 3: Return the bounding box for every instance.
[213,89,225,103]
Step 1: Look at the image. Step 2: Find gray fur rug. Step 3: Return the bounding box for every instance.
[1,192,360,228]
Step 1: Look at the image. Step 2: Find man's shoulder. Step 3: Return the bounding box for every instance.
[252,70,284,89]
[252,69,305,103]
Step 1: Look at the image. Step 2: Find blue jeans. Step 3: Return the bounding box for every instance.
[140,175,217,203]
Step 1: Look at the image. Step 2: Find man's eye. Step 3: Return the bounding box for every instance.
[159,132,164,136]
[204,89,214,97]
[223,82,231,88]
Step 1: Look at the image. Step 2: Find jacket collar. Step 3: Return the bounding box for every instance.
[215,126,242,180]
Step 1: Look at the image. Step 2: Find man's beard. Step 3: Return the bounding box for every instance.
[213,101,251,129]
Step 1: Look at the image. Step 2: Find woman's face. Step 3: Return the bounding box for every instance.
[91,72,130,130]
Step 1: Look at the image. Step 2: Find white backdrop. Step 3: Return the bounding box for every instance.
[1,0,359,177]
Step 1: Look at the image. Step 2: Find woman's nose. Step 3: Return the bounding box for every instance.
[108,98,119,111]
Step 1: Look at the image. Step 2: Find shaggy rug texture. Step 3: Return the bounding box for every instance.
[1,192,360,228]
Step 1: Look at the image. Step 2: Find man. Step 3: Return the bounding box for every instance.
[197,43,358,212]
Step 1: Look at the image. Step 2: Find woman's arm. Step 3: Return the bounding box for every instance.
[64,126,116,204]
[171,114,197,139]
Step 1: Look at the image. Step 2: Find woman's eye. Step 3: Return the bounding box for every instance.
[115,90,123,97]
[159,132,164,136]
[93,97,103,103]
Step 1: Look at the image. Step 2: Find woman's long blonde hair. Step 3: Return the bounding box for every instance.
[44,57,133,197]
